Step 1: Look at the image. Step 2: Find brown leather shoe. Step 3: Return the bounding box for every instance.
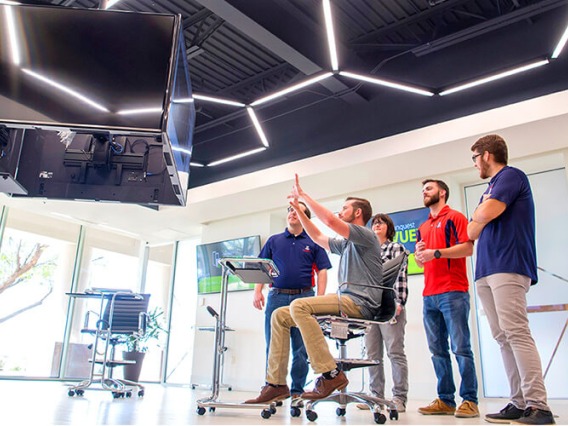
[244,384,290,404]
[418,398,456,415]
[300,371,348,401]
[455,400,480,418]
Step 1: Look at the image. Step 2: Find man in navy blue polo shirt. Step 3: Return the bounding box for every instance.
[253,201,332,399]
[468,134,554,425]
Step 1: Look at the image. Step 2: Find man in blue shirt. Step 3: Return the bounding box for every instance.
[253,201,332,399]
[468,134,554,425]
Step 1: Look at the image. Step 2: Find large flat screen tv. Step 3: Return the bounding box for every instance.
[196,235,261,294]
[0,4,194,206]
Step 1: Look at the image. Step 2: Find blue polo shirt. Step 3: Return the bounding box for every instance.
[259,229,332,289]
[475,166,538,284]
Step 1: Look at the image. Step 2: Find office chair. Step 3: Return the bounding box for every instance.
[297,251,408,424]
[68,291,150,398]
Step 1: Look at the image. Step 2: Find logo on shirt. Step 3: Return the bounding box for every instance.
[303,246,311,252]
[436,221,442,228]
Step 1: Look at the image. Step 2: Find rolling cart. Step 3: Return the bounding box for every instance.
[196,257,281,419]
[191,321,234,391]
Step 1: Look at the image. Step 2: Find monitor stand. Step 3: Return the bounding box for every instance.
[196,257,280,419]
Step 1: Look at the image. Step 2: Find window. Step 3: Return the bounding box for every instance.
[0,209,80,378]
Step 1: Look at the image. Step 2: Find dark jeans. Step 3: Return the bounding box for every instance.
[423,291,478,406]
[265,289,314,395]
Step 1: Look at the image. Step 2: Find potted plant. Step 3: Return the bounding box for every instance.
[122,307,168,382]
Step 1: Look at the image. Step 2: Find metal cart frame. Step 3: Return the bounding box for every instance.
[196,257,281,419]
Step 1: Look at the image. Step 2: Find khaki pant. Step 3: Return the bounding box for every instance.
[266,293,363,385]
[477,273,549,410]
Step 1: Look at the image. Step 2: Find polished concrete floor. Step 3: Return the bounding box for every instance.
[1,380,566,425]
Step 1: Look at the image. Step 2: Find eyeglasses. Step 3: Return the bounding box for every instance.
[471,153,482,162]
[372,221,385,226]
[288,206,310,219]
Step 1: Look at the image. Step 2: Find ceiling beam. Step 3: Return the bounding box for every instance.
[182,7,213,28]
[350,0,472,45]
[412,0,568,57]
[193,0,366,105]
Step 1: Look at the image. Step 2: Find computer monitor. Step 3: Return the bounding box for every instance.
[196,236,262,294]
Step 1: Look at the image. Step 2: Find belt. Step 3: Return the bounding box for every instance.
[271,287,313,295]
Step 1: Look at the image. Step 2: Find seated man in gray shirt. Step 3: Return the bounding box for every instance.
[245,174,383,404]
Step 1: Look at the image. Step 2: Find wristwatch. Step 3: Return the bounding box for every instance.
[434,249,442,259]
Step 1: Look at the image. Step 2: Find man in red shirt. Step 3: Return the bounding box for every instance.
[414,179,479,418]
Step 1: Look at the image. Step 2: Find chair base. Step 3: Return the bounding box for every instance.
[67,376,145,398]
[296,388,399,423]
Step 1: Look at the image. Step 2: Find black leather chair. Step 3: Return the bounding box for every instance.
[68,291,150,398]
[297,251,408,424]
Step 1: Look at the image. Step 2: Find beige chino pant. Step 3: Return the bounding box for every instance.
[266,293,363,385]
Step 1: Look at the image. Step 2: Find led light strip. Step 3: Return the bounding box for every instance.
[193,94,246,107]
[552,23,568,59]
[208,147,267,167]
[104,0,122,9]
[250,72,334,106]
[439,59,549,96]
[246,107,269,147]
[339,71,434,96]
[323,0,339,71]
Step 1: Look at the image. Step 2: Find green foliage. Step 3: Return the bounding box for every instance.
[124,307,168,353]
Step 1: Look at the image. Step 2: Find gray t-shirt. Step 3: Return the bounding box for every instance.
[328,224,383,319]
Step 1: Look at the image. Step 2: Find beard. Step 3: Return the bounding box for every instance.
[478,159,491,179]
[423,191,440,208]
[340,211,356,223]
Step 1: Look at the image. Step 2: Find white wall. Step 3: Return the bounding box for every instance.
[187,90,568,398]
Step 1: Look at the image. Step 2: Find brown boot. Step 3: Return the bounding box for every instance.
[300,371,348,401]
[418,398,456,415]
[244,384,290,404]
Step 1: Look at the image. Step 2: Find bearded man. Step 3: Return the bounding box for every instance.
[414,179,479,419]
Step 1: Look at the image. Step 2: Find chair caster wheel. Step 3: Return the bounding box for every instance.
[269,406,277,415]
[389,409,399,420]
[68,390,75,397]
[336,407,346,416]
[196,406,206,415]
[209,407,216,412]
[261,409,272,419]
[138,390,144,397]
[76,390,84,396]
[125,391,132,398]
[374,412,387,424]
[306,409,318,422]
[290,406,301,417]
[275,400,283,407]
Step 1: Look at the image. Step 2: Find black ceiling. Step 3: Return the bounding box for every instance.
[43,0,568,187]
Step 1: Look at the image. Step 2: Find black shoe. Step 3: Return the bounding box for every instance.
[485,403,525,423]
[511,408,555,425]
